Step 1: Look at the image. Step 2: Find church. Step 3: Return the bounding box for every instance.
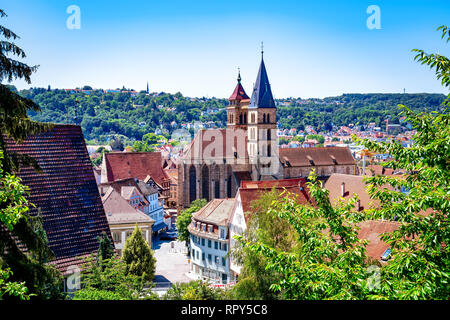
[178,51,357,209]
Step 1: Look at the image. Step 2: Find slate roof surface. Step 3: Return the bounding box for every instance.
[249,57,276,109]
[3,125,112,274]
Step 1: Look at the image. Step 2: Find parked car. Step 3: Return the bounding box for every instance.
[160,235,177,241]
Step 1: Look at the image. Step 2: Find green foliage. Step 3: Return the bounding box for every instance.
[0,9,38,84]
[163,280,229,300]
[230,189,300,300]
[277,93,445,132]
[176,199,208,244]
[236,172,372,300]
[352,26,450,299]
[306,134,325,144]
[72,256,151,300]
[97,231,115,263]
[235,26,450,300]
[122,224,156,282]
[0,268,30,300]
[91,146,109,167]
[0,150,31,300]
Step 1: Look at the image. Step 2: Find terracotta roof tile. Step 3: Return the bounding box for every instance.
[3,125,112,274]
[279,147,355,167]
[104,152,169,186]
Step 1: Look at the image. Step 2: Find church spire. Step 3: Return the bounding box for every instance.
[249,46,275,109]
[229,68,249,101]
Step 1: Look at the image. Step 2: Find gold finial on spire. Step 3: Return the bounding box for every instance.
[261,41,264,58]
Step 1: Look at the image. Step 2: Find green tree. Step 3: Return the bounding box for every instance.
[72,255,152,300]
[351,26,450,299]
[97,231,115,263]
[230,189,300,300]
[122,224,156,282]
[176,199,207,244]
[0,150,31,300]
[132,140,153,152]
[236,172,371,300]
[0,9,62,299]
[163,280,229,300]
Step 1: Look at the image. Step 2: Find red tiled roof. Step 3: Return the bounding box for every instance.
[325,173,383,210]
[357,220,400,261]
[238,178,310,215]
[229,82,250,101]
[183,129,248,161]
[279,147,355,167]
[104,152,169,186]
[3,125,112,274]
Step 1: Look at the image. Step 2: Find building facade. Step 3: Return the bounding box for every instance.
[188,199,235,285]
[102,187,154,255]
[178,53,357,209]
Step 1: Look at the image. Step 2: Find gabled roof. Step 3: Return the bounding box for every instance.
[279,147,356,167]
[102,188,155,225]
[3,125,112,275]
[325,173,378,210]
[103,152,169,186]
[193,198,235,226]
[99,177,158,200]
[249,56,276,109]
[182,128,248,162]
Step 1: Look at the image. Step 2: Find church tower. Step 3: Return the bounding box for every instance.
[227,69,250,130]
[247,48,280,180]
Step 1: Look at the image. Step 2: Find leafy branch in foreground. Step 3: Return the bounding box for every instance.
[236,171,373,300]
[355,105,449,299]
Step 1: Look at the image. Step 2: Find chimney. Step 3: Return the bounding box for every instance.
[341,182,346,197]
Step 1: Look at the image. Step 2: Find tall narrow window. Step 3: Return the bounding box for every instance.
[202,166,209,201]
[215,181,220,198]
[189,166,196,204]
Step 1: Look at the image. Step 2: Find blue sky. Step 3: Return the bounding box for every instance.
[2,0,450,98]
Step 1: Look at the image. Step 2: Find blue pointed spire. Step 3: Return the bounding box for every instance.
[249,50,275,109]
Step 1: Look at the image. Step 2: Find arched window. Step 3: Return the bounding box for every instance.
[189,166,196,204]
[263,114,266,123]
[244,113,247,124]
[267,114,270,123]
[202,166,210,201]
[226,165,232,198]
[239,113,243,124]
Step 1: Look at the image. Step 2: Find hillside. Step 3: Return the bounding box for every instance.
[15,87,447,144]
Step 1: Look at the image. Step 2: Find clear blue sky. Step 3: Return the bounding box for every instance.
[3,0,450,98]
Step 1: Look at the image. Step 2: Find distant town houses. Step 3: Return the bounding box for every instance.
[100,151,174,235]
[101,187,155,255]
